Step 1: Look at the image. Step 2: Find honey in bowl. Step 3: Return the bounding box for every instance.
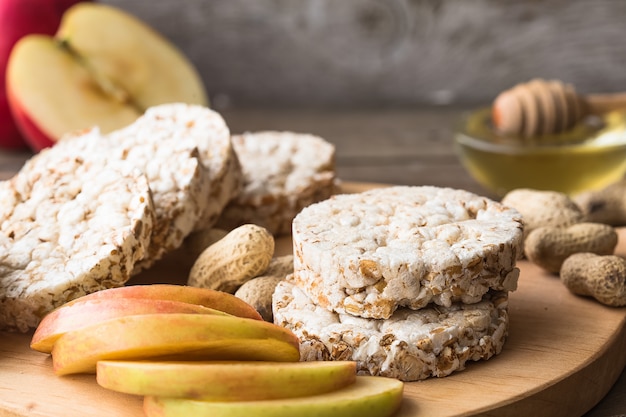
[454,108,626,197]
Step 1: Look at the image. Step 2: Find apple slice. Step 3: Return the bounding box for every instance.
[31,298,230,354]
[51,313,300,375]
[97,360,357,401]
[6,3,207,151]
[62,284,263,321]
[143,375,404,417]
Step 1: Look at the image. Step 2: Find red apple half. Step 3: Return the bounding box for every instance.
[0,0,88,149]
[6,2,207,151]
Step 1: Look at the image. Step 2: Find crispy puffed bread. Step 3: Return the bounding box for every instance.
[102,104,242,270]
[291,186,524,319]
[216,131,336,235]
[138,104,243,233]
[52,126,207,272]
[54,104,241,271]
[273,278,509,381]
[0,148,154,332]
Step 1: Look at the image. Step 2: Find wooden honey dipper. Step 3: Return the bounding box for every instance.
[492,78,626,138]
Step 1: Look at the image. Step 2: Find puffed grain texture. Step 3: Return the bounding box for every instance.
[291,186,523,319]
[216,131,336,235]
[104,104,242,270]
[0,149,154,332]
[57,125,208,272]
[139,104,243,232]
[273,278,509,381]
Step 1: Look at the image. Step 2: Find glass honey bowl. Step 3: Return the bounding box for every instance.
[454,108,626,197]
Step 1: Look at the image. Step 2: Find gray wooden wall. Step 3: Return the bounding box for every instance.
[101,0,626,109]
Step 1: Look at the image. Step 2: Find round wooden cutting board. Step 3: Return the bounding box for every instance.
[1,182,625,417]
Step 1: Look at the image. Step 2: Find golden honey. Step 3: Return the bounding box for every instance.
[455,108,626,197]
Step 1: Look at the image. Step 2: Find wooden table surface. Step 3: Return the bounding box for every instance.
[1,107,625,416]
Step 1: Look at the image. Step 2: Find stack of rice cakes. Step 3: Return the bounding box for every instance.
[0,103,242,332]
[273,186,524,381]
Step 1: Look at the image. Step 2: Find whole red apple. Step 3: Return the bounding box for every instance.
[0,0,88,149]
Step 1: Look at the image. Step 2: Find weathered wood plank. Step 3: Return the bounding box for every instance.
[102,0,626,107]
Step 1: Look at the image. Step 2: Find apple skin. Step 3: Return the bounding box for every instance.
[63,284,263,321]
[5,32,142,152]
[51,313,301,375]
[6,2,208,152]
[96,360,357,401]
[0,0,88,149]
[30,298,229,354]
[143,375,404,417]
[6,86,63,149]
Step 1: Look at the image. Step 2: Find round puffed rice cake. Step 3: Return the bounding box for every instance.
[138,103,243,232]
[51,104,241,272]
[103,103,242,270]
[273,278,509,381]
[54,126,206,272]
[216,131,337,235]
[291,186,524,319]
[0,149,154,332]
